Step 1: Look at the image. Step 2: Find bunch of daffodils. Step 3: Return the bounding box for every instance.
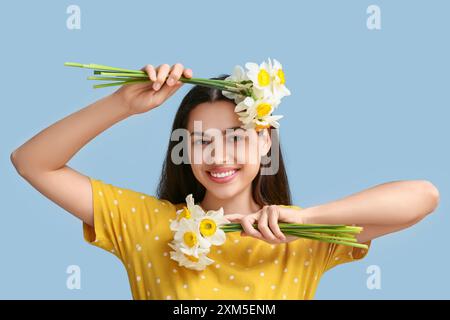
[64,58,290,131]
[169,194,368,271]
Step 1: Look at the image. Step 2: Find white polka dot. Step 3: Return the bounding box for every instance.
[123,223,127,229]
[110,249,115,253]
[136,244,142,251]
[234,239,240,244]
[283,268,288,273]
[244,286,250,291]
[271,285,276,290]
[195,297,200,300]
[215,264,220,268]
[163,252,169,257]
[274,259,279,264]
[136,276,141,282]
[172,268,177,273]
[118,235,122,242]
[147,262,152,268]
[113,199,118,205]
[118,190,123,194]
[229,275,235,280]
[314,274,318,281]
[259,259,264,263]
[147,290,150,296]
[292,251,296,256]
[98,191,103,197]
[154,236,159,241]
[309,247,313,253]
[156,278,161,284]
[260,272,264,277]
[140,195,145,199]
[183,284,188,289]
[166,295,172,300]
[217,249,222,254]
[131,207,136,213]
[294,277,299,283]
[154,208,159,213]
[200,274,206,279]
[270,245,275,249]
[110,211,114,218]
[304,261,310,267]
[213,287,219,292]
[247,248,252,253]
[335,257,340,261]
[145,224,149,231]
[282,293,287,299]
[230,262,235,266]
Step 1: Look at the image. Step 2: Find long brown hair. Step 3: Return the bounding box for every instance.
[156,75,292,206]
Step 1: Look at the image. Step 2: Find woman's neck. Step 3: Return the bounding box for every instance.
[199,186,261,215]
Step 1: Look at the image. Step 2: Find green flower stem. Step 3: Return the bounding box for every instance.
[219,222,369,250]
[65,62,246,93]
[93,79,149,89]
[96,72,150,78]
[65,62,143,74]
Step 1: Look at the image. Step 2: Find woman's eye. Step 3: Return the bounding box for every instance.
[194,139,210,145]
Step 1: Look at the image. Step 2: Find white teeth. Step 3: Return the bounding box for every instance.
[210,170,236,178]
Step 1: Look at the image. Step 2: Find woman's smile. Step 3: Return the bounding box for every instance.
[206,167,240,184]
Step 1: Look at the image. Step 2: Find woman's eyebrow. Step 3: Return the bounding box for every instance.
[190,126,243,137]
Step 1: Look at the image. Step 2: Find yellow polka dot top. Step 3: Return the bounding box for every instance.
[83,177,371,300]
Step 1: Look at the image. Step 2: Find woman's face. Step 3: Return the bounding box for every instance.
[186,100,271,200]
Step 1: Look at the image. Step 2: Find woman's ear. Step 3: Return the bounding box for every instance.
[259,128,272,157]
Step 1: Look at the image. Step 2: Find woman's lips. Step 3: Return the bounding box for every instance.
[206,168,240,184]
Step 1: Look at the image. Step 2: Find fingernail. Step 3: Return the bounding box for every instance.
[153,82,161,90]
[167,78,174,85]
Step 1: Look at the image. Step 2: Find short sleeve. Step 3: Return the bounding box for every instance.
[83,177,163,261]
[322,239,371,273]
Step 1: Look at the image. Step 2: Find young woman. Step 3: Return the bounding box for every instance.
[10,63,440,300]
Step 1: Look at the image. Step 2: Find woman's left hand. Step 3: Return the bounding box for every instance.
[224,205,305,244]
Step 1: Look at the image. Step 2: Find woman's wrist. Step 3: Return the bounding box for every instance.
[110,90,134,118]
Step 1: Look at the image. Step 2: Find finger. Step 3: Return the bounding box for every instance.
[268,205,286,241]
[142,64,157,82]
[241,216,263,239]
[183,68,193,79]
[258,207,278,242]
[153,63,171,91]
[166,63,184,87]
[150,81,181,105]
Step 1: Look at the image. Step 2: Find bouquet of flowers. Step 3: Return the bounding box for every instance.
[64,58,290,131]
[168,194,368,271]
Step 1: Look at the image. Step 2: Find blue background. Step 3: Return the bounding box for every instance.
[1,0,448,299]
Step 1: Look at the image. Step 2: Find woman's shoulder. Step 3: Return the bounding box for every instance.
[89,176,181,210]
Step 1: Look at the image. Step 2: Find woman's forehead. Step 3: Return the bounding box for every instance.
[187,100,241,132]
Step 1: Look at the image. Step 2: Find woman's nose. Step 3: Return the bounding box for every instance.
[208,139,235,164]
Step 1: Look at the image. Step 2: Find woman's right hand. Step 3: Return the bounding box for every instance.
[114,63,193,116]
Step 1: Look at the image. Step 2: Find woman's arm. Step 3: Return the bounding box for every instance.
[10,63,192,227]
[300,180,440,243]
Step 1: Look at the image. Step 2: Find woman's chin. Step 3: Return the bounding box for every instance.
[204,184,242,200]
